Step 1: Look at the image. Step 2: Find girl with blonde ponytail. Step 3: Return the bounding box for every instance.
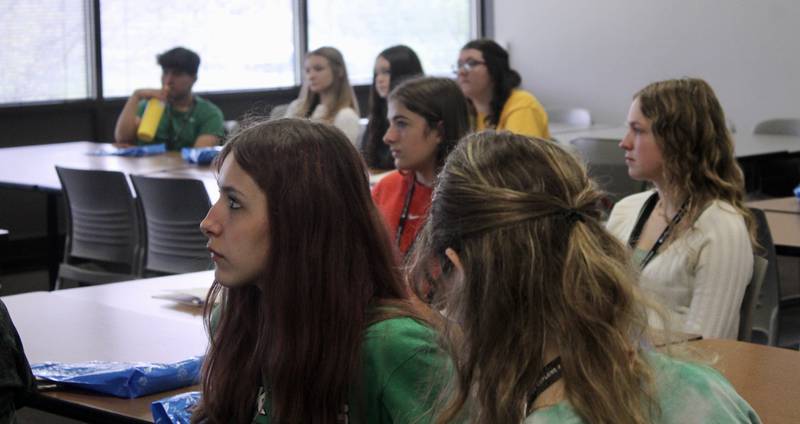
[412,131,759,424]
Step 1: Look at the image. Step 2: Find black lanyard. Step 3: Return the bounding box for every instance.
[627,192,688,270]
[526,357,563,412]
[394,174,417,246]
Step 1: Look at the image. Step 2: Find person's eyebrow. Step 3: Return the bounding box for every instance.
[219,185,245,197]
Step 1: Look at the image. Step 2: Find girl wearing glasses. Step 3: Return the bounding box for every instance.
[195,119,446,423]
[607,78,756,339]
[413,131,759,424]
[362,45,425,171]
[371,77,470,256]
[285,47,361,145]
[456,39,550,138]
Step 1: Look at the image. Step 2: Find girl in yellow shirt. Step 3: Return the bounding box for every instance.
[455,39,550,139]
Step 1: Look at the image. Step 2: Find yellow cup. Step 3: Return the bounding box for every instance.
[137,98,166,142]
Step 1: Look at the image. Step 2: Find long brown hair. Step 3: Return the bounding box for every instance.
[362,45,424,170]
[193,119,432,423]
[292,47,359,122]
[635,78,757,247]
[414,131,658,424]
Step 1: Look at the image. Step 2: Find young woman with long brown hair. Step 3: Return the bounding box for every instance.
[371,77,470,257]
[193,119,444,423]
[361,45,424,171]
[285,47,361,144]
[413,131,759,423]
[607,78,757,339]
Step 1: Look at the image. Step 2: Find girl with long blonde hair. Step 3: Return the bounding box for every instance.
[607,78,757,339]
[413,131,759,423]
[285,46,361,144]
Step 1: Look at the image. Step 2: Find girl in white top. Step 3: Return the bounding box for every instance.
[606,78,757,339]
[285,46,360,144]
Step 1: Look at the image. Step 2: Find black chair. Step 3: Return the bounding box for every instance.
[569,137,648,206]
[753,118,800,197]
[749,208,781,345]
[55,167,142,289]
[131,175,212,275]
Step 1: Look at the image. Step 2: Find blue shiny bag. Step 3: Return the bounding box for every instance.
[31,356,202,398]
[89,143,167,157]
[152,391,201,424]
[181,147,221,165]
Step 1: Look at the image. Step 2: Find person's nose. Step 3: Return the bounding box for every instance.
[200,202,221,238]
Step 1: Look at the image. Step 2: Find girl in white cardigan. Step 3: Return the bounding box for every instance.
[607,78,757,339]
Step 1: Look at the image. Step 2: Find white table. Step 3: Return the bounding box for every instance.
[2,271,214,422]
[552,126,800,158]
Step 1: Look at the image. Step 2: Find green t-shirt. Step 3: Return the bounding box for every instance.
[136,95,224,150]
[525,352,761,423]
[253,316,446,424]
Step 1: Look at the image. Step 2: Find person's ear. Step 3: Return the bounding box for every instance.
[445,247,464,275]
[432,121,445,144]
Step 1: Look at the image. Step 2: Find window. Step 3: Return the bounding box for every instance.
[100,0,295,97]
[0,0,480,106]
[307,0,474,84]
[0,0,91,104]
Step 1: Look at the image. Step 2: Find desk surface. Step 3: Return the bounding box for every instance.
[748,196,800,214]
[2,272,214,422]
[3,275,799,423]
[553,126,800,158]
[691,339,800,424]
[747,197,800,253]
[0,141,199,192]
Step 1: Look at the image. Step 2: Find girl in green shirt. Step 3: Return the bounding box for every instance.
[193,119,444,423]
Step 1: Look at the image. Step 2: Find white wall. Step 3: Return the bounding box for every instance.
[494,0,799,134]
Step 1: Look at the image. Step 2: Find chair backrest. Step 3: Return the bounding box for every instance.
[749,207,781,345]
[754,118,800,136]
[548,107,592,128]
[569,137,647,204]
[131,175,212,274]
[738,255,768,342]
[55,166,141,269]
[223,120,239,136]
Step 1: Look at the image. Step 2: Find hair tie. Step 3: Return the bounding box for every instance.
[563,209,585,225]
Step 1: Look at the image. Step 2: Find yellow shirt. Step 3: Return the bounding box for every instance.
[476,89,550,139]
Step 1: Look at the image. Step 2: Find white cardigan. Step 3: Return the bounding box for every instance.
[285,100,360,145]
[607,191,753,339]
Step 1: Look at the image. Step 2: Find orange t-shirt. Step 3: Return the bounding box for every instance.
[371,171,433,256]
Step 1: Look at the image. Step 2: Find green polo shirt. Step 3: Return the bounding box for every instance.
[136,95,224,150]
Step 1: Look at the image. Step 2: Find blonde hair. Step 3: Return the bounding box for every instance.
[635,78,757,248]
[413,131,659,424]
[292,46,359,122]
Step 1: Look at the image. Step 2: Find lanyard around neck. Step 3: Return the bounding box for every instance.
[526,357,563,413]
[395,174,417,246]
[627,192,688,270]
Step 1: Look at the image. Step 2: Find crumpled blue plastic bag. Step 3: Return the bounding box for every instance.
[31,356,202,398]
[89,143,167,157]
[152,391,201,424]
[181,146,221,165]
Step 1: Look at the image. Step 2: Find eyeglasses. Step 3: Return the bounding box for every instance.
[452,60,486,74]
